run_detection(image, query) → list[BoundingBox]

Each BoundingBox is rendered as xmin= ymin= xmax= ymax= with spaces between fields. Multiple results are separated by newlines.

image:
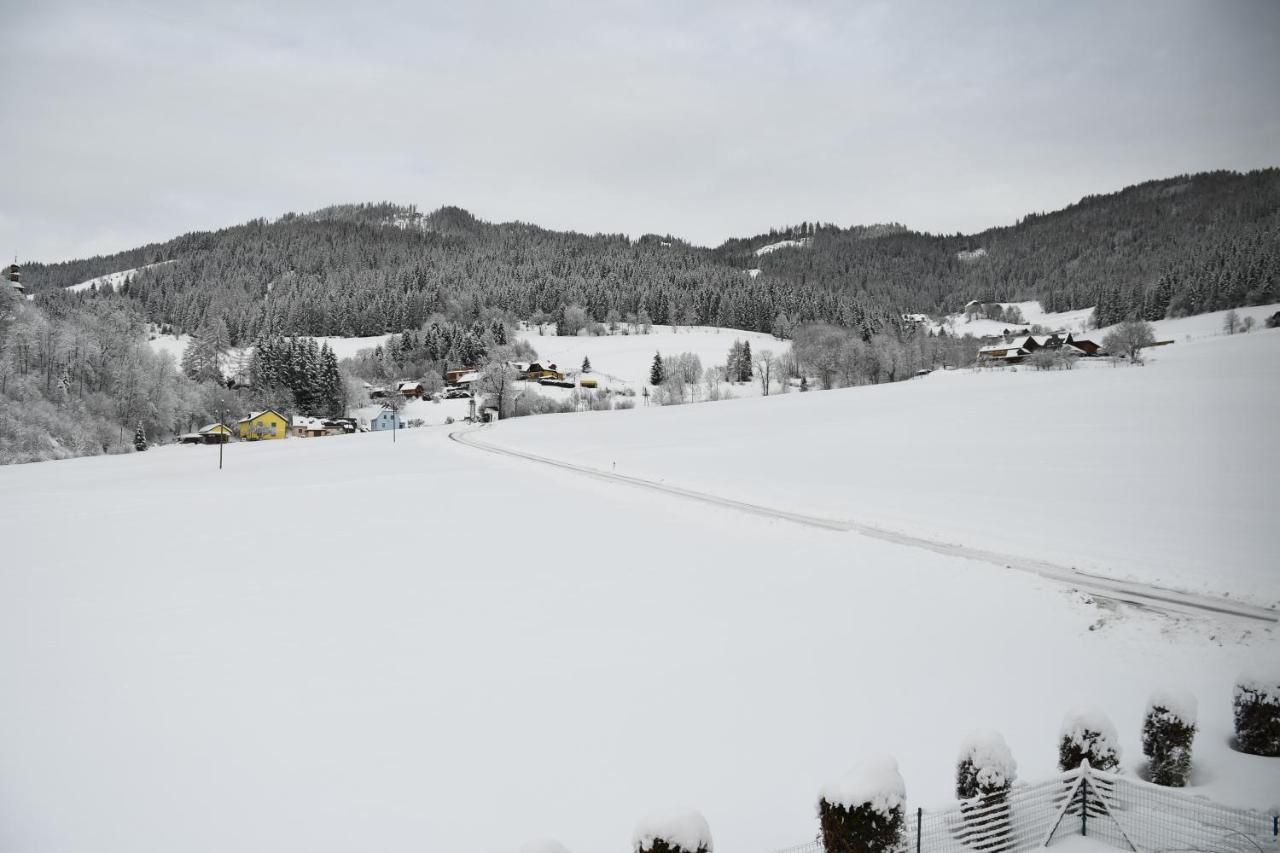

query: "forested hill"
xmin=22 ymin=169 xmax=1280 ymax=343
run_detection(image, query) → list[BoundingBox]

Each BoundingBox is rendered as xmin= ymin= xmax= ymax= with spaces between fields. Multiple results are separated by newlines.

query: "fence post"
xmin=1080 ymin=769 xmax=1088 ymax=837
xmin=917 ymin=806 xmax=923 ymax=853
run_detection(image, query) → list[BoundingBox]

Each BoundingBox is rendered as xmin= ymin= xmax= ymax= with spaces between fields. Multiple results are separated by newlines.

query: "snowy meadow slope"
xmin=485 ymin=328 xmax=1280 ymax=608
xmin=1 ymin=375 xmax=1276 ymax=853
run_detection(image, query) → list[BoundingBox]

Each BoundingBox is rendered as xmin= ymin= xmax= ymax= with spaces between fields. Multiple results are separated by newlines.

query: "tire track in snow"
xmin=449 ymin=426 xmax=1278 ymax=625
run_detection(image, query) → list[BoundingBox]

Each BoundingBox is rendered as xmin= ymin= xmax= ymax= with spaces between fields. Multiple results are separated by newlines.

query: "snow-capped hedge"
xmin=1059 ymin=708 xmax=1121 ymax=772
xmin=955 ymin=730 xmax=1017 ymax=799
xmin=1234 ymin=666 xmax=1280 ymax=757
xmin=1142 ymin=688 xmax=1197 ymax=787
xmin=818 ymin=755 xmax=906 ymax=853
xmin=632 ymin=808 xmax=713 ymax=853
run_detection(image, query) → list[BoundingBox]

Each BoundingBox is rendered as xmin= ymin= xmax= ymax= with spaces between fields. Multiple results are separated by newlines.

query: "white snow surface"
xmin=1060 ymin=708 xmax=1121 ymax=761
xmin=820 ymin=755 xmax=907 ymax=815
xmin=483 ymin=329 xmax=1280 ymax=607
xmin=2 ymin=328 xmax=1279 ymax=853
xmin=1144 ymin=688 xmax=1198 ymax=725
xmin=632 ymin=808 xmax=713 ymax=852
xmin=146 ymin=332 xmax=393 ymax=371
xmin=957 ymin=730 xmax=1017 ymax=789
xmin=66 ymin=261 xmax=174 ymax=293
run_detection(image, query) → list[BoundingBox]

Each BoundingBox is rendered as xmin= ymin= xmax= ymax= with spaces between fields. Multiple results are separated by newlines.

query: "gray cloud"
xmin=2 ymin=0 xmax=1278 ymax=262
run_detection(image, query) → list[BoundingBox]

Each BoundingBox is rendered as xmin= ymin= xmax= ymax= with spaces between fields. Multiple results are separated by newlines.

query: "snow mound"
xmin=1060 ymin=708 xmax=1121 ymax=764
xmin=755 ymin=238 xmax=809 ymax=256
xmin=819 ymin=754 xmax=906 ymax=815
xmin=746 ymin=268 xmax=762 ymax=278
xmin=632 ymin=808 xmax=712 ymax=853
xmin=1146 ymin=688 xmax=1198 ymax=725
xmin=1235 ymin=666 xmax=1280 ymax=705
xmin=957 ymin=730 xmax=1017 ymax=789
xmin=521 ymin=839 xmax=571 ymax=853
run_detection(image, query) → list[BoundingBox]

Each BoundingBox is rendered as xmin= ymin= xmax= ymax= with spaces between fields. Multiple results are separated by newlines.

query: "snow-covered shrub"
xmin=956 ymin=732 xmax=1016 ymax=851
xmin=1233 ymin=668 xmax=1280 ymax=756
xmin=956 ymin=730 xmax=1017 ymax=799
xmin=521 ymin=840 xmax=571 ymax=853
xmin=632 ymin=808 xmax=712 ymax=853
xmin=818 ymin=755 xmax=906 ymax=853
xmin=1141 ymin=689 xmax=1197 ymax=786
xmin=1059 ymin=709 xmax=1121 ymax=771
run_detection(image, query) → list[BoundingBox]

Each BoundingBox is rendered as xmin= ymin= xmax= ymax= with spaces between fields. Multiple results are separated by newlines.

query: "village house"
xmin=238 ymin=409 xmax=288 ymax=440
xmin=523 ymin=361 xmax=564 ymax=381
xmin=363 ymin=407 xmax=402 ymax=432
xmin=397 ymin=381 xmax=426 ymax=399
xmin=977 ymin=331 xmax=1102 ymax=364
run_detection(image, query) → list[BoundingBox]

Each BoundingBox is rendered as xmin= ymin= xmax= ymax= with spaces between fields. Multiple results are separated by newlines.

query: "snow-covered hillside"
xmin=755 ymin=237 xmax=810 ymax=256
xmin=1 ymin=333 xmax=1275 ymax=853
xmin=66 ymin=261 xmax=174 ymax=293
xmin=487 ymin=328 xmax=1280 ymax=608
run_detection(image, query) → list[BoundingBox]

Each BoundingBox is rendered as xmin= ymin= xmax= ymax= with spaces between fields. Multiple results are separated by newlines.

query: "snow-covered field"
xmin=934 ymin=299 xmax=1280 ymax=343
xmin=485 ymin=328 xmax=1280 ymax=608
xmin=66 ymin=261 xmax=174 ymax=293
xmin=1 ymin=326 xmax=1276 ymax=853
xmin=146 ymin=332 xmax=392 ymax=367
xmin=514 ymin=324 xmax=788 ymax=398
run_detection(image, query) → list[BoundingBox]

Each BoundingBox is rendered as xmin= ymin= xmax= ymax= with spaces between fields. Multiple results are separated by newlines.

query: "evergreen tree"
xmin=133 ymin=424 xmax=148 ymax=452
xmin=582 ymin=356 xmax=591 ymax=373
xmin=650 ymin=352 xmax=664 ymax=385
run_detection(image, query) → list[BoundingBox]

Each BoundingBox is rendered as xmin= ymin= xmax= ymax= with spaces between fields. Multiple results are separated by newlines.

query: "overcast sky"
xmin=2 ymin=0 xmax=1278 ymax=263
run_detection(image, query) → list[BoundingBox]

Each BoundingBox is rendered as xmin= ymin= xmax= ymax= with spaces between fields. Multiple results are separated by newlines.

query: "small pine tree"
xmin=133 ymin=424 xmax=148 ymax=452
xmin=650 ymin=352 xmax=665 ymax=385
xmin=1233 ymin=671 xmax=1280 ymax=757
xmin=800 ymin=375 xmax=809 ymax=392
xmin=1142 ymin=691 xmax=1196 ymax=786
xmin=582 ymin=356 xmax=591 ymax=373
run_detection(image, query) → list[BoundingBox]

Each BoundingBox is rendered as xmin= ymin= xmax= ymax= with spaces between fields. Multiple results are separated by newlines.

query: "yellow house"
xmin=237 ymin=409 xmax=288 ymax=440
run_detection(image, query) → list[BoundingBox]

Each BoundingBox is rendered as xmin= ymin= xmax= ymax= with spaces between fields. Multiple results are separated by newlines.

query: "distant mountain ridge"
xmin=20 ymin=168 xmax=1280 ymax=341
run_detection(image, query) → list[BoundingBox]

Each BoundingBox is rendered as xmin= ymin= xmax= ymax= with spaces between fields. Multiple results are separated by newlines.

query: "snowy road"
xmin=451 ymin=425 xmax=1278 ymax=626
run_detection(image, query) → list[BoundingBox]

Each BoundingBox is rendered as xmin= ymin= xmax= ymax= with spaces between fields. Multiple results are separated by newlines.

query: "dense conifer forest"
xmin=21 ymin=169 xmax=1280 ymax=340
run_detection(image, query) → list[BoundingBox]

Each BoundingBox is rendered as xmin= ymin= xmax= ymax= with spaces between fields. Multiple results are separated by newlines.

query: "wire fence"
xmin=772 ymin=764 xmax=1278 ymax=853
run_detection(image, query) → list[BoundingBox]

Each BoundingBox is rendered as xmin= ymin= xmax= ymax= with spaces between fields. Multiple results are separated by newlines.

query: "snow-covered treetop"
xmin=819 ymin=754 xmax=906 ymax=815
xmin=521 ymin=839 xmax=571 ymax=853
xmin=632 ymin=808 xmax=713 ymax=853
xmin=1145 ymin=688 xmax=1198 ymax=724
xmin=1060 ymin=708 xmax=1121 ymax=762
xmin=957 ymin=730 xmax=1017 ymax=789
xmin=1236 ymin=665 xmax=1280 ymax=705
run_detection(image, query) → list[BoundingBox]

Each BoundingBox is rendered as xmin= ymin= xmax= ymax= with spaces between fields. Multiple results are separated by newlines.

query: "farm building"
xmin=237 ymin=410 xmax=288 ymax=440
xmin=198 ymin=423 xmax=232 ymax=444
xmin=524 ymin=361 xmax=564 ymax=381
xmin=291 ymin=416 xmax=329 ymax=438
xmin=445 ymin=367 xmax=478 ymax=384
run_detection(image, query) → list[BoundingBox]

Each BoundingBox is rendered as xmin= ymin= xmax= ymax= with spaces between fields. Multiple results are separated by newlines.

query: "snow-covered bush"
xmin=1233 ymin=668 xmax=1280 ymax=756
xmin=1059 ymin=709 xmax=1121 ymax=771
xmin=1141 ymin=689 xmax=1197 ymax=786
xmin=632 ymin=808 xmax=712 ymax=853
xmin=818 ymin=755 xmax=906 ymax=853
xmin=956 ymin=730 xmax=1017 ymax=799
xmin=521 ymin=840 xmax=571 ymax=853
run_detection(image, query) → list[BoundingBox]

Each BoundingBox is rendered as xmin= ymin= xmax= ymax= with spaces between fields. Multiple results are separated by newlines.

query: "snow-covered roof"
xmin=397 ymin=381 xmax=422 ymax=391
xmin=198 ymin=423 xmax=230 ymax=434
xmin=455 ymin=371 xmax=479 ymax=384
xmin=238 ymin=409 xmax=286 ymax=424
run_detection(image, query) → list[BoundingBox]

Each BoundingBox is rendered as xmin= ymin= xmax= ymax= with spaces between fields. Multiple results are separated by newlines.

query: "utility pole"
xmin=218 ymin=400 xmax=225 ymax=470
